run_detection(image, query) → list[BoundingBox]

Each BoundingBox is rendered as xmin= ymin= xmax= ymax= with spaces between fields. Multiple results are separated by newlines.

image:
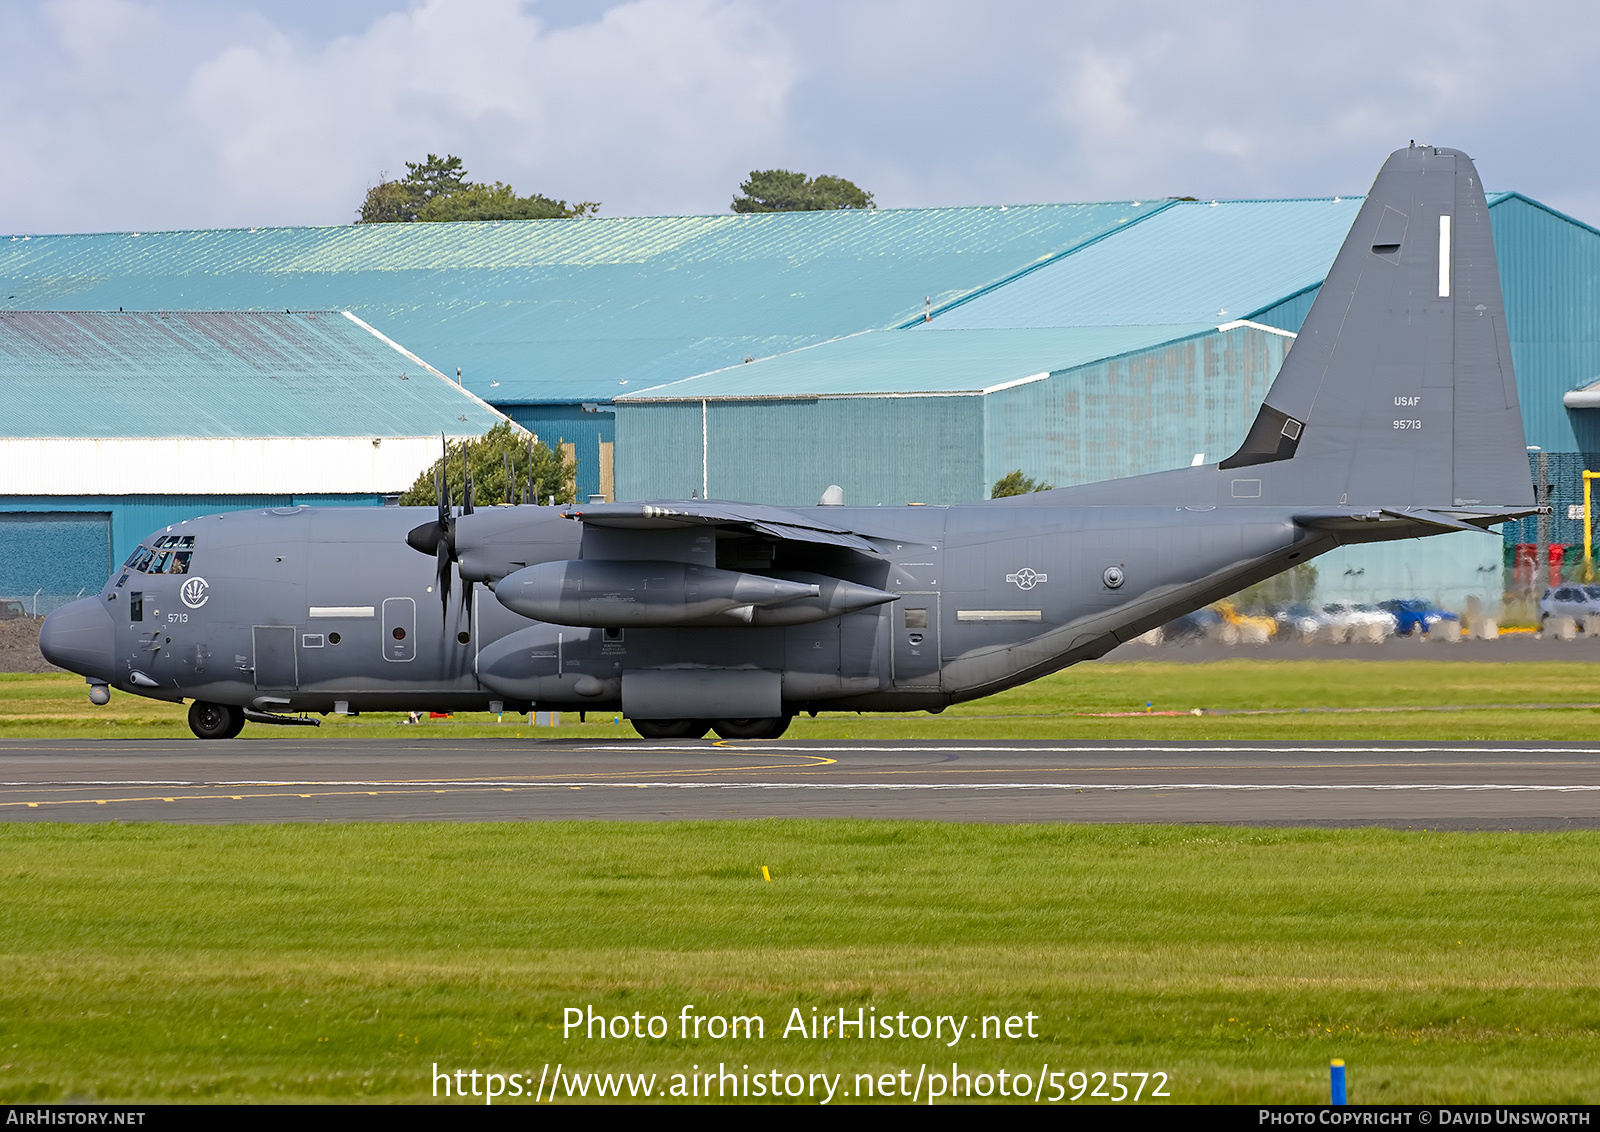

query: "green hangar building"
xmin=3 ymin=185 xmax=1598 ymax=612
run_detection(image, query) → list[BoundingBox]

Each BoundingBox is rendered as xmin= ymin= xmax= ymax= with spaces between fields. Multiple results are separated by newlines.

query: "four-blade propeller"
xmin=404 ymin=435 xmax=481 ymax=632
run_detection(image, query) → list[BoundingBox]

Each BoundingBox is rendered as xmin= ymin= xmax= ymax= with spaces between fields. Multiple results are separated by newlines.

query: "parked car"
xmin=1321 ymin=603 xmax=1400 ymax=636
xmin=1268 ymin=601 xmax=1327 ymax=638
xmin=1378 ymin=599 xmax=1461 ymax=637
xmin=1161 ymin=607 xmax=1221 ymax=642
xmin=0 ymin=599 xmax=27 ymax=621
xmin=1538 ymin=584 xmax=1600 ymax=631
xmin=1213 ymin=600 xmax=1278 ymax=640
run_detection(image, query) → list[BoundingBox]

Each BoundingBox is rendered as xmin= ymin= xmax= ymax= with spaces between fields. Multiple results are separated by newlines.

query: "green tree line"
xmin=357 ymin=158 xmax=875 ymax=224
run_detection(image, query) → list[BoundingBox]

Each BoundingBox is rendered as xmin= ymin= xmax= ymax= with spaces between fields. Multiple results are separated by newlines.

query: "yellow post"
xmin=1584 ymin=471 xmax=1599 ymax=582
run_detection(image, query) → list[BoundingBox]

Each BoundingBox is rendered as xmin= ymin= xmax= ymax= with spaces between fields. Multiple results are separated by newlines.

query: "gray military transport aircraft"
xmin=39 ymin=145 xmax=1537 ymax=740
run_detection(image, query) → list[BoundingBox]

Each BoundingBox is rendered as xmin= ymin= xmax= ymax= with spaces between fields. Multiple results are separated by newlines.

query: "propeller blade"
xmin=504 ymin=453 xmax=512 ymax=506
xmin=438 ymin=434 xmax=450 ymax=522
xmin=436 ymin=540 xmax=451 ymax=607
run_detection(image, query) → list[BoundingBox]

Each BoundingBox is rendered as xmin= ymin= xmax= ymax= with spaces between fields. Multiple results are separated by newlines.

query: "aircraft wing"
xmin=564 ymin=501 xmax=886 ymax=554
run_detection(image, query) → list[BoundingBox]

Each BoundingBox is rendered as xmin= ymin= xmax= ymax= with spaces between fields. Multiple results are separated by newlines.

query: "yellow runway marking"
xmin=0 ymin=784 xmax=647 ymax=809
xmin=340 ymin=754 xmax=838 ymax=784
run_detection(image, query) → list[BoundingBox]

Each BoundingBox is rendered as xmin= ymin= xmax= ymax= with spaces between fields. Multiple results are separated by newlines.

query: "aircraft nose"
xmin=38 ymin=597 xmax=118 ymax=683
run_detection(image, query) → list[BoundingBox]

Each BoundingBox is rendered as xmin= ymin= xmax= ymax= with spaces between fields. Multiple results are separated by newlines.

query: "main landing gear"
xmin=187 ymin=700 xmax=245 ymax=740
xmin=629 ymin=716 xmax=792 ymax=740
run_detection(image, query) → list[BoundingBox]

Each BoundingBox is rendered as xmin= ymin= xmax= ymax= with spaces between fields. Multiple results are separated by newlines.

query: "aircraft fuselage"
xmin=45 ymin=499 xmax=1323 ymax=720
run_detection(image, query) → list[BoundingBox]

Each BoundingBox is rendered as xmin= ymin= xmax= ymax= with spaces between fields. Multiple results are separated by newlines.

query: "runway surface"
xmin=5 ymin=739 xmax=1600 ymax=828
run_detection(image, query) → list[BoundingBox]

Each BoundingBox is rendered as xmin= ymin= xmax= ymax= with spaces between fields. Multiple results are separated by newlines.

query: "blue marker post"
xmin=1330 ymin=1059 xmax=1347 ymax=1105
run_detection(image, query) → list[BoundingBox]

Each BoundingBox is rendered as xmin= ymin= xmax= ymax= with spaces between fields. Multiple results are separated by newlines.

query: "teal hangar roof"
xmin=620 ymin=323 xmax=1217 ymax=400
xmin=929 ymin=196 xmax=1366 ymax=329
xmin=0 ymin=309 xmax=505 ymax=438
xmin=0 ymin=202 xmax=1166 ymax=406
xmin=619 ymin=197 xmax=1371 ymax=401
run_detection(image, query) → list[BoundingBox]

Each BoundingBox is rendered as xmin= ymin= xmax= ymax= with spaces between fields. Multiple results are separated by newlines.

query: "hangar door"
xmin=0 ymin=512 xmax=113 ymax=616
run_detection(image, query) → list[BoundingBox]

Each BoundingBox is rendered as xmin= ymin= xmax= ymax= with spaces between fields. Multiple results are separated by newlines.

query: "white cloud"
xmin=186 ymin=0 xmax=797 ymax=221
xmin=2 ymin=0 xmax=796 ymax=230
xmin=3 ymin=0 xmax=1600 ymax=232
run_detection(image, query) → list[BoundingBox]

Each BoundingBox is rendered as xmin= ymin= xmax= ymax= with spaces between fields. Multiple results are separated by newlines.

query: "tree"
xmin=991 ymin=469 xmax=1054 ymax=498
xmin=399 ymin=422 xmax=577 ymax=508
xmin=355 ymin=178 xmax=413 ymax=224
xmin=417 ymin=182 xmax=597 ymax=222
xmin=731 ymin=170 xmax=874 ymax=213
xmin=357 ymin=155 xmax=599 ymax=224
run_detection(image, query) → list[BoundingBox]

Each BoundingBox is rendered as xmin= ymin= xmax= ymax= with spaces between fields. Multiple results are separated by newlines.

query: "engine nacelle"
xmin=494 ymin=559 xmax=821 ymax=627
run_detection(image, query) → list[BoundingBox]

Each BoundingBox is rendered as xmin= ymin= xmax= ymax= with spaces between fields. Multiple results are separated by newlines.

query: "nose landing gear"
xmin=188 ymin=700 xmax=245 ymax=740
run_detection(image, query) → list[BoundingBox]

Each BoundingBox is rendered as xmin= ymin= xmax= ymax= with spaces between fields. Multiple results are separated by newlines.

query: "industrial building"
xmin=0 ymin=202 xmax=1167 ymax=500
xmin=3 ymin=184 xmax=1598 ymax=613
xmin=0 ymin=310 xmax=505 ymax=612
xmin=616 ymin=192 xmax=1600 ymax=609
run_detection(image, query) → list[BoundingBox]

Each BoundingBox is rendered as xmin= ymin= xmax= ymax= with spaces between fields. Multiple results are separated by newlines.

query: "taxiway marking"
xmin=10 ymin=779 xmax=1600 ymax=812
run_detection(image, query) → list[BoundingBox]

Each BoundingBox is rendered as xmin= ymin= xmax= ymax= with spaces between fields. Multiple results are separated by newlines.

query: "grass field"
xmin=5 ymin=658 xmax=1600 ymax=741
xmin=4 ymin=661 xmax=1600 ymax=1104
xmin=1 ymin=821 xmax=1598 ymax=1104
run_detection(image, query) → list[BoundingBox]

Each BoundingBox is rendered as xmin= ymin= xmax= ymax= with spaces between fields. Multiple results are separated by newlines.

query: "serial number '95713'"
xmin=1393 ymin=419 xmax=1422 ymax=429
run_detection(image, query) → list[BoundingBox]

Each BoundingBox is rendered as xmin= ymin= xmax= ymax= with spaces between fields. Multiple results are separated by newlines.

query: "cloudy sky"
xmin=4 ymin=0 xmax=1598 ymax=233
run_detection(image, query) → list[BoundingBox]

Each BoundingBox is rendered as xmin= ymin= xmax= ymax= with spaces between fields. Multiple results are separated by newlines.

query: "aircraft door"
xmin=382 ymin=597 xmax=416 ymax=663
xmin=892 ymin=593 xmax=941 ymax=689
xmin=252 ymin=626 xmax=298 ymax=691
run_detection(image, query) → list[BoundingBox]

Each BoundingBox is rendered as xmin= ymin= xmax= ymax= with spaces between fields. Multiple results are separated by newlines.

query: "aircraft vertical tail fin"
xmin=1220 ymin=144 xmax=1533 ymax=512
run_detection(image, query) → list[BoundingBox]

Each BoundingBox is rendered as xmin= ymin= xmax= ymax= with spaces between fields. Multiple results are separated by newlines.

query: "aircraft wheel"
xmin=188 ymin=700 xmax=245 ymax=740
xmin=631 ymin=718 xmax=711 ymax=740
xmin=712 ymin=716 xmax=792 ymax=740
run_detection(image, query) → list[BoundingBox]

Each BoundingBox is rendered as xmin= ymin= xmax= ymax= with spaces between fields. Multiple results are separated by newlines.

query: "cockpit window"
xmin=128 ymin=537 xmax=198 ymax=572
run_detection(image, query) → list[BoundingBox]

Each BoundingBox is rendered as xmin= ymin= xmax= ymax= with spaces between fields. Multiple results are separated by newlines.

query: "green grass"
xmin=1 ymin=821 xmax=1598 ymax=1103
xmin=7 ymin=660 xmax=1600 ymax=741
xmin=5 ymin=665 xmax=1600 ymax=1103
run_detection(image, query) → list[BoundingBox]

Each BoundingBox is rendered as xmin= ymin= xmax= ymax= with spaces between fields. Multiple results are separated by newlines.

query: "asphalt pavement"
xmin=5 ymin=738 xmax=1600 ymax=829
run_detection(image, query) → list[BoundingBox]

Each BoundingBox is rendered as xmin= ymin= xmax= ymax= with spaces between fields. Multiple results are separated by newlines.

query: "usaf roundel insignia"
xmin=180 ymin=577 xmax=210 ymax=609
xmin=1006 ymin=568 xmax=1047 ymax=590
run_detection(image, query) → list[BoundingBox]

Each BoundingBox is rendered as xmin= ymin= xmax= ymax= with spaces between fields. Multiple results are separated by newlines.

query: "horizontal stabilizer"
xmin=1294 ymin=505 xmax=1536 ymax=534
